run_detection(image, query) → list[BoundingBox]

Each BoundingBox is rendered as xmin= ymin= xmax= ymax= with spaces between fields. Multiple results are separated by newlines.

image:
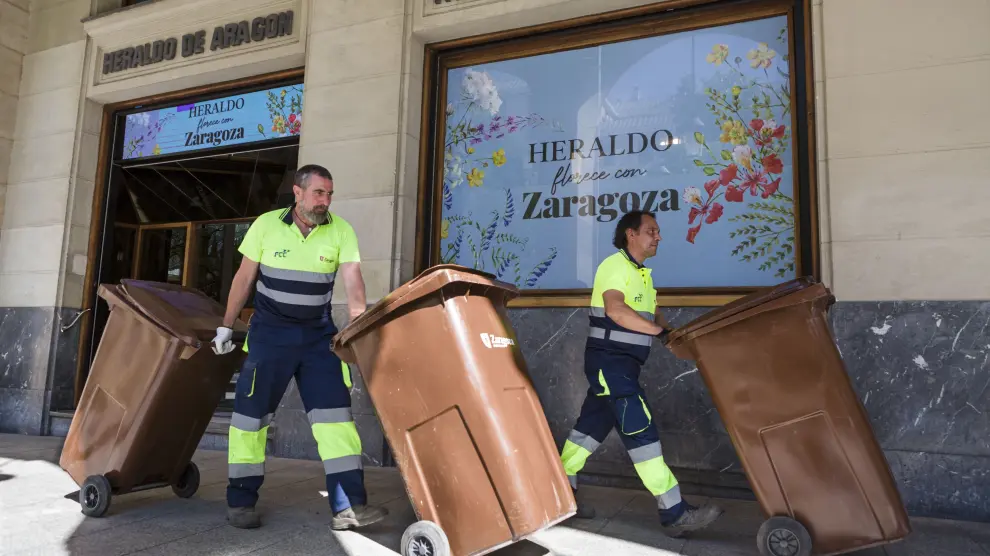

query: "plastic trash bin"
xmin=666 ymin=277 xmax=911 ymax=556
xmin=333 ymin=264 xmax=575 ymax=556
xmin=59 ymin=279 xmax=248 ymax=517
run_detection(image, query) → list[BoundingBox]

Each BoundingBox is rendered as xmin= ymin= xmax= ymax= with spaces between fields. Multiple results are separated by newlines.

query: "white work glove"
xmin=212 ymin=326 xmax=235 ymax=355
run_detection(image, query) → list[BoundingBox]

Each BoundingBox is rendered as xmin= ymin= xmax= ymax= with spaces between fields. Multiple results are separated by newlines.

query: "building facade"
xmin=0 ymin=0 xmax=987 ymax=522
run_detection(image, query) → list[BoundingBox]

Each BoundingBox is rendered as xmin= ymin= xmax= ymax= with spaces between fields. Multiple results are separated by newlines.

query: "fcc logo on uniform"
xmin=480 ymin=333 xmax=515 ymax=349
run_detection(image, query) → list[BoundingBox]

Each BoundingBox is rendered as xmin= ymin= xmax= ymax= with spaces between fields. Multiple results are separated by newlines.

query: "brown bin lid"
xmin=115 ymin=279 xmax=246 ymax=347
xmin=668 ymin=277 xmax=832 ymax=349
xmin=333 ymin=264 xmax=519 ymax=352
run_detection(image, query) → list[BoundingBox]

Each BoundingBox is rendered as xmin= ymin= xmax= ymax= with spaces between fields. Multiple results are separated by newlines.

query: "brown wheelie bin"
xmin=666 ymin=277 xmax=911 ymax=556
xmin=60 ymin=279 xmax=248 ymax=517
xmin=333 ymin=264 xmax=575 ymax=556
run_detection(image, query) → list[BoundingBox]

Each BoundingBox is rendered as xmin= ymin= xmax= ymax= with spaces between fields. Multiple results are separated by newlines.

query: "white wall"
xmin=0 ymin=0 xmax=28 ymax=231
xmin=818 ymin=0 xmax=990 ymax=301
xmin=301 ymin=0 xmax=419 ymax=302
xmin=0 ymin=0 xmax=89 ymax=309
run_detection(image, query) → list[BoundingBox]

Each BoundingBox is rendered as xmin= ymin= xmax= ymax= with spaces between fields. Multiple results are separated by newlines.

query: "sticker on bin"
xmin=481 ymin=333 xmax=515 ymax=349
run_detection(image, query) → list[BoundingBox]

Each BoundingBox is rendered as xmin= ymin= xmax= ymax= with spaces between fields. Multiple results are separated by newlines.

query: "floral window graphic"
xmin=440 ymin=69 xmax=563 ymax=288
xmin=684 ymin=28 xmax=797 ymax=278
xmin=430 ymin=11 xmax=812 ymax=293
xmin=120 ymin=84 xmax=304 ymax=161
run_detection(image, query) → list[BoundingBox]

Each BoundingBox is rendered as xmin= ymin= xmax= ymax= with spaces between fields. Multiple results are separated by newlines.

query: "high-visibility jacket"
xmin=237 ymin=204 xmax=360 ymax=348
xmin=587 ymin=249 xmax=658 ymax=364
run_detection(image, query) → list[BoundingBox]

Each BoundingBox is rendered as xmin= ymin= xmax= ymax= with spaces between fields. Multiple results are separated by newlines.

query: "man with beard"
xmin=211 ymin=164 xmax=388 ymax=531
xmin=559 ymin=210 xmax=722 ymax=537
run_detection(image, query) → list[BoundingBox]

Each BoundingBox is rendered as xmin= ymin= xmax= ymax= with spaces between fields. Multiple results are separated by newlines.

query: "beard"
xmin=299 ymin=204 xmax=328 ymax=224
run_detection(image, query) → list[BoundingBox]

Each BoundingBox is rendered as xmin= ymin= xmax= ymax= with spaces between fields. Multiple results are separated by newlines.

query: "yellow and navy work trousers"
xmin=560 ymin=348 xmax=682 ymax=509
xmin=227 ymin=336 xmax=364 ymax=513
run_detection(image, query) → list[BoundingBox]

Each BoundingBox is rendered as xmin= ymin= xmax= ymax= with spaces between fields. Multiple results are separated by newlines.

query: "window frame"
xmin=415 ymin=0 xmax=819 ymax=307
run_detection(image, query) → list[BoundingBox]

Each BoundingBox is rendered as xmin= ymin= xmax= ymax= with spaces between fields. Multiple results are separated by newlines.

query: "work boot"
xmin=659 ymin=502 xmax=722 ymax=538
xmin=331 ymin=504 xmax=389 ymax=530
xmin=572 ymin=490 xmax=596 ymax=519
xmin=227 ymin=506 xmax=261 ymax=529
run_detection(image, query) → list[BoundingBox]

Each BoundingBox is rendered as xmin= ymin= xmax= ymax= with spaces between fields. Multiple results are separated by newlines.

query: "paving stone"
xmin=132 ymin=508 xmax=314 ymax=556
xmin=2 ymin=434 xmax=988 ymax=556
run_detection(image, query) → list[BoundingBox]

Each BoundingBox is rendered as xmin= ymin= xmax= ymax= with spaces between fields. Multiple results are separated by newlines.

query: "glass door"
xmin=193 ymin=219 xmax=254 ymax=412
xmin=134 ymin=223 xmax=193 ymax=285
xmin=194 ymin=220 xmax=253 ymax=307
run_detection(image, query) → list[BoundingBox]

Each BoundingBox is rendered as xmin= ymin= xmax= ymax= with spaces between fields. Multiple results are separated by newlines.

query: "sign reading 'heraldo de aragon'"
xmin=102 ymin=11 xmax=294 ymax=76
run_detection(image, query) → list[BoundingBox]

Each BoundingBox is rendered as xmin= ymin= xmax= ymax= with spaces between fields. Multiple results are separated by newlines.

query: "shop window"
xmin=418 ymin=0 xmax=818 ymax=305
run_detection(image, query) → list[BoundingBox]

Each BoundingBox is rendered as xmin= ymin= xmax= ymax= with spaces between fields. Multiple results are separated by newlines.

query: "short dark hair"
xmin=294 ymin=164 xmax=333 ymax=189
xmin=613 ymin=210 xmax=657 ymax=249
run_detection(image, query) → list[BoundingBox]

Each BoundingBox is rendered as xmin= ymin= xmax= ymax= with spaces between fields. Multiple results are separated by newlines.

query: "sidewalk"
xmin=1 ymin=434 xmax=987 ymax=556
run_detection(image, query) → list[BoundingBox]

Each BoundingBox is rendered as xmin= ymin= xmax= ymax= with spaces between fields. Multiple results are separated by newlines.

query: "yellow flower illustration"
xmin=706 ymin=44 xmax=729 ymax=66
xmin=441 ymin=219 xmax=450 ymax=239
xmin=492 ymin=148 xmax=506 ymax=167
xmin=719 ymin=120 xmax=748 ymax=145
xmin=747 ymin=42 xmax=777 ymax=69
xmin=152 ymin=144 xmax=161 ymax=155
xmin=467 ymin=167 xmax=485 ymax=187
xmin=731 ymin=85 xmax=742 ymax=97
xmin=280 ymin=90 xmax=287 ymax=97
xmin=467 ymin=147 xmax=475 ymax=154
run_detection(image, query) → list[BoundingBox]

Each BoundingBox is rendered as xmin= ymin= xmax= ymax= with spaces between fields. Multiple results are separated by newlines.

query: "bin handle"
xmin=333 ymin=266 xmax=517 ymax=352
xmin=671 ymin=284 xmax=832 ymax=347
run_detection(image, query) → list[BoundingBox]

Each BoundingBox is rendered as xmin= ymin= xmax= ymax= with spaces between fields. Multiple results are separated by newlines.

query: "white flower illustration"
xmin=444 ymin=151 xmax=464 ymax=189
xmin=462 ymin=69 xmax=502 ymax=116
xmin=127 ymin=112 xmax=151 ymax=127
xmin=733 ymin=145 xmax=754 ymax=172
xmin=683 ymin=187 xmax=703 ymax=206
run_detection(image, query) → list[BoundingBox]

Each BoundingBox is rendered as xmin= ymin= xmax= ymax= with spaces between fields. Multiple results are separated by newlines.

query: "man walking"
xmin=560 ymin=210 xmax=722 ymax=537
xmin=211 ymin=164 xmax=387 ymax=531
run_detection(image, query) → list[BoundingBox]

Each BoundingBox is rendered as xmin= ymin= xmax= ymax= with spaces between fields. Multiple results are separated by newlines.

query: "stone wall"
xmin=0 ymin=0 xmax=92 ymax=433
xmin=511 ymin=303 xmax=990 ymax=521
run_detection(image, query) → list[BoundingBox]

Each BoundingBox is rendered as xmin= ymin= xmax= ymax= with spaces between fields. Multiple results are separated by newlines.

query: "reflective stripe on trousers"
xmin=559 ymin=349 xmax=682 ymax=509
xmin=308 ymin=407 xmax=363 ymax=474
xmin=226 ymin=336 xmax=367 ymax=512
xmin=228 ymin=411 xmax=273 ymax=479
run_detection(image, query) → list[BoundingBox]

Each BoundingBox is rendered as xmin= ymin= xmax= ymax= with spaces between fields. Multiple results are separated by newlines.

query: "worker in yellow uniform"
xmin=560 ymin=209 xmax=722 ymax=537
xmin=211 ymin=164 xmax=387 ymax=531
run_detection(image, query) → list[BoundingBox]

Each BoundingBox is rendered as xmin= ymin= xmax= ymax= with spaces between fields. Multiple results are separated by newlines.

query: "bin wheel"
xmin=172 ymin=462 xmax=200 ymax=499
xmin=80 ymin=475 xmax=112 ymax=518
xmin=757 ymin=516 xmax=813 ymax=556
xmin=401 ymin=520 xmax=450 ymax=556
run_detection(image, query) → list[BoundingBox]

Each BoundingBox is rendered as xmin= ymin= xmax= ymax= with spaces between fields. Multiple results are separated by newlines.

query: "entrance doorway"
xmin=90 ymin=146 xmax=299 ymax=412
xmin=73 ymin=73 xmax=304 ymax=414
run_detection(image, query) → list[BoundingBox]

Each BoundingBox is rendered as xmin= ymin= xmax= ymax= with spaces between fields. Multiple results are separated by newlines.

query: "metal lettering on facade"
xmin=101 ymin=11 xmax=294 ymax=76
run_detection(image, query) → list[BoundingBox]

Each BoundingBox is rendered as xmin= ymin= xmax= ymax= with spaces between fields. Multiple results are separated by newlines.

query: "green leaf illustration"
xmin=703 ymin=167 xmax=716 ymax=176
xmin=694 ymin=159 xmax=704 ymax=167
xmin=720 ymin=150 xmax=732 ymax=161
xmin=694 ymin=132 xmax=706 ymax=145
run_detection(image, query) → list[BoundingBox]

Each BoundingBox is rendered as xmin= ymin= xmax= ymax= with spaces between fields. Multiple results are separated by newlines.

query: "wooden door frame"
xmin=131 ymin=222 xmax=194 ymax=286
